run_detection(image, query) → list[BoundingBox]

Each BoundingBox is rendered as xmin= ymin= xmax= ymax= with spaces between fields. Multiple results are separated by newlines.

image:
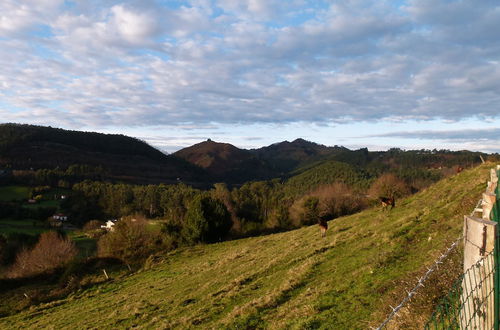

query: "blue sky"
xmin=1 ymin=0 xmax=499 ymax=153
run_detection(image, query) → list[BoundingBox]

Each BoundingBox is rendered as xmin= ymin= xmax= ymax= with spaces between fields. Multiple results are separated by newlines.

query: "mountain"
xmin=0 ymin=124 xmax=491 ymax=186
xmin=174 ymin=139 xmax=275 ymax=183
xmin=0 ymin=164 xmax=490 ymax=328
xmin=175 ymin=137 xmax=488 ymax=186
xmin=173 ymin=138 xmax=369 ymax=183
xmin=251 ymin=138 xmax=343 ymax=174
xmin=0 ymin=123 xmax=207 ymax=185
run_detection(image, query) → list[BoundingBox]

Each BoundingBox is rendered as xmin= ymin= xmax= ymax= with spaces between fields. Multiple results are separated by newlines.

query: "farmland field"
xmin=0 ymin=186 xmax=30 ymax=202
xmin=0 ymin=219 xmax=48 ymax=236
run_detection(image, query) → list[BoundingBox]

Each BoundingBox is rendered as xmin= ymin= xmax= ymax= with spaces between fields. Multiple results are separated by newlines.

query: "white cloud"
xmin=0 ymin=0 xmax=499 ymax=149
xmin=218 ymin=0 xmax=275 ymax=20
xmin=111 ymin=5 xmax=158 ymax=41
xmin=0 ymin=0 xmax=64 ymax=37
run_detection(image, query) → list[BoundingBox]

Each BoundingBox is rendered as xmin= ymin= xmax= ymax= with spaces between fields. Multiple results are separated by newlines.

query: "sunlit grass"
xmin=0 ymin=164 xmax=491 ymax=329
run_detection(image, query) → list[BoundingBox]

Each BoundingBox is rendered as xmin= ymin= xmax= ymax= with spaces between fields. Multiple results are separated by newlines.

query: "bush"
xmin=368 ymin=173 xmax=410 ymax=199
xmin=82 ymin=220 xmax=105 ymax=238
xmin=97 ymin=216 xmax=158 ymax=264
xmin=289 ymin=196 xmax=319 ymax=227
xmin=0 ymin=233 xmax=38 ymax=269
xmin=314 ymin=182 xmax=366 ymax=219
xmin=289 ymin=183 xmax=366 ymax=226
xmin=83 ymin=220 xmax=103 ymax=231
xmin=7 ymin=231 xmax=78 ymax=278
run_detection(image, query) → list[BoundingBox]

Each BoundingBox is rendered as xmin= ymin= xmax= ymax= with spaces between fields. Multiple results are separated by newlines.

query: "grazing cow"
xmin=456 ymin=166 xmax=464 ymax=174
xmin=318 ymin=219 xmax=328 ymax=237
xmin=380 ymin=197 xmax=395 ymax=210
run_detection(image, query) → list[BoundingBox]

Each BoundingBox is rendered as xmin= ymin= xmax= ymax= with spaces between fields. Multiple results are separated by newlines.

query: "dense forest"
xmin=0 ymin=123 xmax=208 ymax=185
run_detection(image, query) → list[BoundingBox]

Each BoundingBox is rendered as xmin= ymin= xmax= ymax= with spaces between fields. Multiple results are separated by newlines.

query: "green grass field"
xmin=0 ymin=164 xmax=491 ymax=329
xmin=0 ymin=219 xmax=48 ymax=236
xmin=0 ymin=185 xmax=66 ymax=236
xmin=69 ymin=231 xmax=98 ymax=258
xmin=0 ymin=186 xmax=31 ymax=202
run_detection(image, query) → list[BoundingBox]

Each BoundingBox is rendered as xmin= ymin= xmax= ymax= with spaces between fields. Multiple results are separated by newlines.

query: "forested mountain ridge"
xmin=0 ymin=123 xmax=494 ymax=187
xmin=176 ymin=137 xmax=491 ymax=185
xmin=0 ymin=123 xmax=208 ymax=185
xmin=250 ymin=138 xmax=346 ymax=174
xmin=174 ymin=139 xmax=275 ymax=183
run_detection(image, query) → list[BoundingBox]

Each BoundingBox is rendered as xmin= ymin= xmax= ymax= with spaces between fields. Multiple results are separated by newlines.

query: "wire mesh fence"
xmin=378 ymin=166 xmax=500 ymax=329
xmin=425 ymin=252 xmax=495 ymax=329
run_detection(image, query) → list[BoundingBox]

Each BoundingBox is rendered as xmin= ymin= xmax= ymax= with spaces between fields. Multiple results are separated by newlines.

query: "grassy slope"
xmin=0 ymin=164 xmax=491 ymax=329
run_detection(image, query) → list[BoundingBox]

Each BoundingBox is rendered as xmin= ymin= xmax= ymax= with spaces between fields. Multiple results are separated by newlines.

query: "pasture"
xmin=0 ymin=219 xmax=48 ymax=236
xmin=0 ymin=164 xmax=490 ymax=329
xmin=0 ymin=186 xmax=30 ymax=202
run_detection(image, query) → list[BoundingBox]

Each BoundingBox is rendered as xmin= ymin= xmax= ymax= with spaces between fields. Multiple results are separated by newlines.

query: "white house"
xmin=52 ymin=213 xmax=68 ymax=221
xmin=101 ymin=219 xmax=118 ymax=231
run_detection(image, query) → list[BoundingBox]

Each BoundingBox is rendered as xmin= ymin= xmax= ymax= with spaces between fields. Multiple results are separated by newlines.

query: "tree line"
xmin=0 ymin=156 xmax=487 ymax=281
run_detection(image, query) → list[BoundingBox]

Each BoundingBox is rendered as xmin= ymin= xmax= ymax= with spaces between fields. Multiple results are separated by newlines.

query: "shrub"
xmin=7 ymin=231 xmax=78 ymax=278
xmin=289 ymin=196 xmax=320 ymax=227
xmin=289 ymin=183 xmax=366 ymax=226
xmin=82 ymin=220 xmax=105 ymax=238
xmin=368 ymin=173 xmax=410 ymax=199
xmin=97 ymin=216 xmax=158 ymax=264
xmin=83 ymin=220 xmax=103 ymax=231
xmin=314 ymin=182 xmax=366 ymax=219
xmin=0 ymin=233 xmax=38 ymax=269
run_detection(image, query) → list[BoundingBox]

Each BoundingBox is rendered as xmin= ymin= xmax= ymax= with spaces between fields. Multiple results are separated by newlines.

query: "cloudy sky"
xmin=1 ymin=0 xmax=499 ymax=153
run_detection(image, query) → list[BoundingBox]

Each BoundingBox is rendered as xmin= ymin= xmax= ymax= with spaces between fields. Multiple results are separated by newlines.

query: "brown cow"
xmin=380 ymin=197 xmax=395 ymax=210
xmin=318 ymin=219 xmax=328 ymax=237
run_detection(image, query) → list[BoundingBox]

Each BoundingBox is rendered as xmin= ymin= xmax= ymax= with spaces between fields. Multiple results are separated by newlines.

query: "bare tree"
xmin=368 ymin=173 xmax=410 ymax=200
xmin=7 ymin=231 xmax=78 ymax=278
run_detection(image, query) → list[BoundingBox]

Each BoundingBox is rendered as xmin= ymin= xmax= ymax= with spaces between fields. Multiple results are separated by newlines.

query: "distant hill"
xmin=0 ymin=124 xmax=208 ymax=185
xmin=176 ymin=137 xmax=490 ymax=186
xmin=0 ymin=124 xmax=492 ymax=186
xmin=174 ymin=138 xmax=373 ymax=183
xmin=174 ymin=139 xmax=275 ymax=183
xmin=251 ymin=138 xmax=342 ymax=174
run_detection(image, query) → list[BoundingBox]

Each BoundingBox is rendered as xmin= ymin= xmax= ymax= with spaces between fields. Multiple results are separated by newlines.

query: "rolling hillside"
xmin=0 ymin=123 xmax=207 ymax=184
xmin=0 ymin=164 xmax=491 ymax=329
xmin=283 ymin=161 xmax=371 ymax=197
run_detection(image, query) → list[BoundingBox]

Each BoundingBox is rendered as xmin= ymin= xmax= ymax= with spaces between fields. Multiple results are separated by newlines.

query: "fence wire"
xmin=375 ymin=198 xmax=485 ymax=329
xmin=426 ymin=165 xmax=500 ymax=330
xmin=425 ymin=252 xmax=495 ymax=329
xmin=375 ymin=237 xmax=462 ymax=330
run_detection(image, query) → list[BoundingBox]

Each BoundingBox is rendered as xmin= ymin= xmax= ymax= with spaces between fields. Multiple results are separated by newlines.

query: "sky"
xmin=0 ymin=0 xmax=499 ymax=153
